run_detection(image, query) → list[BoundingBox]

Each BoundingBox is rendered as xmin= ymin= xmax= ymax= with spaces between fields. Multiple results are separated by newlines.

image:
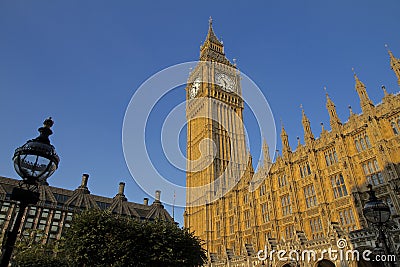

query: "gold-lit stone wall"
xmin=185 ymin=20 xmax=400 ymax=264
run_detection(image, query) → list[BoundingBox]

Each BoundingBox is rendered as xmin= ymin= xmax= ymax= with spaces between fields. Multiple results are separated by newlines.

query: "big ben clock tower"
xmin=184 ymin=18 xmax=249 ymax=254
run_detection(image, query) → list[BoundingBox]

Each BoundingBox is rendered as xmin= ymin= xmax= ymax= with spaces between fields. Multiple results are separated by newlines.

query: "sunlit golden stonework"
xmin=185 ymin=20 xmax=400 ymax=267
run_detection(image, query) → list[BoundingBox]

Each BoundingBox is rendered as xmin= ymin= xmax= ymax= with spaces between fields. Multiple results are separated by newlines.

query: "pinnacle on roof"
xmin=280 ymin=121 xmax=288 ymax=137
xmin=352 ymin=68 xmax=366 ymax=89
xmin=324 ymin=86 xmax=335 ymax=107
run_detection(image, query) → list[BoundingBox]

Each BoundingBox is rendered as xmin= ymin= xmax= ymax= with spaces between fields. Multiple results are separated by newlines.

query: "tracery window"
xmin=324 ymin=147 xmax=338 ymax=166
xmin=354 ymin=132 xmax=372 ymax=152
xmin=330 ymin=173 xmax=348 ymax=199
xmin=281 ymin=194 xmax=292 ymax=216
xmin=304 ymin=184 xmax=318 ymax=208
xmin=362 ymin=159 xmax=384 ymax=186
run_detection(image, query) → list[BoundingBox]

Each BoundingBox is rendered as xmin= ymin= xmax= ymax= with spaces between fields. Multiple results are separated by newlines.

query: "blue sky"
xmin=0 ymin=1 xmax=399 ymax=226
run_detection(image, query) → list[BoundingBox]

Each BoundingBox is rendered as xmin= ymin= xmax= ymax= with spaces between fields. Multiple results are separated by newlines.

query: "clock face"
xmin=190 ymin=77 xmax=201 ymax=99
xmin=215 ymin=72 xmax=235 ymax=92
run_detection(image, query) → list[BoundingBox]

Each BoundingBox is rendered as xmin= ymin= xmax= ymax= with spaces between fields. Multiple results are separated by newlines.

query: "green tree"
xmin=60 ymin=209 xmax=206 ymax=267
xmin=12 ymin=229 xmax=67 ymax=267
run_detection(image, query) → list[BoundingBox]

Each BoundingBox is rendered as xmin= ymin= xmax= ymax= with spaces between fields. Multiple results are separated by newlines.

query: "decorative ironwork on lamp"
xmin=0 ymin=117 xmax=59 ymax=267
xmin=12 ymin=117 xmax=59 ymax=185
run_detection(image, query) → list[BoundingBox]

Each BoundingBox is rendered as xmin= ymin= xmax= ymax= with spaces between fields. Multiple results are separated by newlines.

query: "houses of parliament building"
xmin=184 ymin=19 xmax=400 ymax=267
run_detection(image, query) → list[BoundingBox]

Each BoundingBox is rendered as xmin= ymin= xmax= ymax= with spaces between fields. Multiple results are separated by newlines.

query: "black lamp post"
xmin=362 ymin=184 xmax=395 ymax=267
xmin=0 ymin=118 xmax=59 ymax=267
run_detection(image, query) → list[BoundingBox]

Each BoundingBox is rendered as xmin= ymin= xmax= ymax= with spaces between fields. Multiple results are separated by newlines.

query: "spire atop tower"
xmin=385 ymin=44 xmax=400 ymax=86
xmin=200 ymin=18 xmax=233 ymax=66
xmin=301 ymin=105 xmax=314 ymax=145
xmin=205 ymin=16 xmax=222 ymax=46
xmin=324 ymin=87 xmax=334 ymax=107
xmin=352 ymin=68 xmax=374 ymax=113
xmin=325 ymin=87 xmax=342 ymax=131
xmin=386 ymin=44 xmax=395 ymax=61
xmin=352 ymin=68 xmax=365 ymax=88
xmin=281 ymin=120 xmax=287 ymax=135
xmin=280 ymin=122 xmax=291 ymax=158
xmin=262 ymin=138 xmax=271 ymax=170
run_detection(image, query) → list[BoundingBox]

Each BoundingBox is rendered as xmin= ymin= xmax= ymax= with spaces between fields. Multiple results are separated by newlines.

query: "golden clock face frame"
xmin=190 ymin=77 xmax=201 ymax=99
xmin=215 ymin=72 xmax=235 ymax=92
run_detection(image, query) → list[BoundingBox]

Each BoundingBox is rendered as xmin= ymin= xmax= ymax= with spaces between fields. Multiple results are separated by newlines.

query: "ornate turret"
xmin=325 ymin=88 xmax=342 ymax=131
xmin=353 ymin=70 xmax=374 ymax=113
xmin=262 ymin=139 xmax=272 ymax=171
xmin=386 ymin=44 xmax=400 ymax=86
xmin=301 ymin=106 xmax=314 ymax=145
xmin=200 ymin=17 xmax=234 ymax=66
xmin=280 ymin=123 xmax=291 ymax=158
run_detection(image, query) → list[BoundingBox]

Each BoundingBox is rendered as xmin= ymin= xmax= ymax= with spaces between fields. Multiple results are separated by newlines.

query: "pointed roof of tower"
xmin=325 ymin=87 xmax=332 ymax=103
xmin=301 ymin=105 xmax=309 ymax=123
xmin=385 ymin=44 xmax=400 ymax=86
xmin=280 ymin=121 xmax=291 ymax=155
xmin=262 ymin=138 xmax=271 ymax=167
xmin=200 ymin=17 xmax=233 ymax=66
xmin=352 ymin=68 xmax=373 ymax=111
xmin=205 ymin=16 xmax=222 ymax=45
xmin=280 ymin=121 xmax=288 ymax=137
xmin=324 ymin=87 xmax=338 ymax=110
xmin=262 ymin=138 xmax=269 ymax=154
xmin=301 ymin=105 xmax=314 ymax=142
xmin=386 ymin=44 xmax=397 ymax=62
xmin=353 ymin=70 xmax=366 ymax=90
xmin=324 ymin=87 xmax=342 ymax=129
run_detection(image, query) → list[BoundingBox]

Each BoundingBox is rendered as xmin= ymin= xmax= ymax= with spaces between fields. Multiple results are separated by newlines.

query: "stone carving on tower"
xmin=185 ymin=21 xmax=400 ymax=266
xmin=185 ymin=18 xmax=250 ymax=255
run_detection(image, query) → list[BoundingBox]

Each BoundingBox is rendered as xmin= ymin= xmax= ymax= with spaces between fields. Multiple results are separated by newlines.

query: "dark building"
xmin=0 ymin=174 xmax=173 ymax=244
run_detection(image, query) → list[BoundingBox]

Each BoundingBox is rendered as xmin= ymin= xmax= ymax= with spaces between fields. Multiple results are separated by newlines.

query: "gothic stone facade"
xmin=185 ymin=20 xmax=400 ymax=267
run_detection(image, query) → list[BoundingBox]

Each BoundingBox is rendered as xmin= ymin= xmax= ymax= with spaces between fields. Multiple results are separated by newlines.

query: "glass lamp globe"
xmin=13 ymin=118 xmax=59 ymax=185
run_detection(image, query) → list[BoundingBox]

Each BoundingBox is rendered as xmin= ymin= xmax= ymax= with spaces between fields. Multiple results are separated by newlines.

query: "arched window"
xmin=355 ymin=140 xmax=361 ymax=152
xmin=360 ymin=138 xmax=366 ymax=150
xmin=365 ymin=135 xmax=371 ymax=148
